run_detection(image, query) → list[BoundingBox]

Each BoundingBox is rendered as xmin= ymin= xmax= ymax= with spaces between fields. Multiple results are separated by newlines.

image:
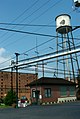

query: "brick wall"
xmin=0 ymin=71 xmax=36 ymax=101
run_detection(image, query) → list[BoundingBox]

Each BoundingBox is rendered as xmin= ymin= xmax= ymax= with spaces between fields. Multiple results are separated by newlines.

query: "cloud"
xmin=0 ymin=48 xmax=5 ymax=56
xmin=0 ymin=48 xmax=11 ymax=69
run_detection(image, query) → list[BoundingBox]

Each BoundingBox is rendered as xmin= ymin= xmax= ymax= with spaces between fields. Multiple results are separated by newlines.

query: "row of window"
xmin=32 ymin=86 xmax=75 ymax=98
xmin=60 ymin=86 xmax=75 ymax=96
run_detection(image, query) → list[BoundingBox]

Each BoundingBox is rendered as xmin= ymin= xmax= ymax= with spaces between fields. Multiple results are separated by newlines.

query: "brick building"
xmin=28 ymin=77 xmax=76 ymax=105
xmin=0 ymin=71 xmax=37 ymax=101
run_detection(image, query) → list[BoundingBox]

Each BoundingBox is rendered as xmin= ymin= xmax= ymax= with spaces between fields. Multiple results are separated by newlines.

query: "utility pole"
xmin=35 ymin=64 xmax=38 ymax=105
xmin=11 ymin=60 xmax=15 ymax=104
xmin=42 ymin=61 xmax=44 ymax=77
xmin=15 ymin=53 xmax=20 ymax=108
xmin=11 ymin=61 xmax=13 ymax=104
xmin=11 ymin=60 xmax=15 ymax=91
xmin=11 ymin=62 xmax=13 ymax=91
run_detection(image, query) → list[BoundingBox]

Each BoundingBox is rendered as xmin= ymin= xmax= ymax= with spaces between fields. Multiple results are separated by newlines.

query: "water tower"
xmin=55 ymin=14 xmax=79 ymax=81
xmin=74 ymin=0 xmax=80 ymax=7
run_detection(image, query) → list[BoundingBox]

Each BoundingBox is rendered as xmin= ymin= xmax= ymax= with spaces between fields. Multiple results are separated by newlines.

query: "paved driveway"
xmin=0 ymin=102 xmax=80 ymax=119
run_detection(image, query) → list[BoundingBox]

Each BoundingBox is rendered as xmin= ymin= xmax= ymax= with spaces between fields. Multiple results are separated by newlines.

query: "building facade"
xmin=0 ymin=71 xmax=37 ymax=101
xmin=28 ymin=77 xmax=76 ymax=105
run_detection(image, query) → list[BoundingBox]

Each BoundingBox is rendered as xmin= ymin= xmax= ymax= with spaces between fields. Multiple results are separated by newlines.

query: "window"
xmin=1 ymin=82 xmax=3 ymax=84
xmin=44 ymin=88 xmax=51 ymax=98
xmin=60 ymin=86 xmax=67 ymax=96
xmin=1 ymin=79 xmax=3 ymax=81
xmin=32 ymin=90 xmax=36 ymax=98
xmin=1 ymin=89 xmax=3 ymax=91
xmin=1 ymin=85 xmax=3 ymax=87
xmin=32 ymin=90 xmax=40 ymax=98
xmin=69 ymin=86 xmax=75 ymax=96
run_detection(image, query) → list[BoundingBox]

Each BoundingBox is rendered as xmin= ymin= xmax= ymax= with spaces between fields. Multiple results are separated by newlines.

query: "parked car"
xmin=18 ymin=96 xmax=29 ymax=107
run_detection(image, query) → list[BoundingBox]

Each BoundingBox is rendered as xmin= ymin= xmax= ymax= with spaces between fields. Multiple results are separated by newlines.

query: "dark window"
xmin=69 ymin=86 xmax=75 ymax=96
xmin=1 ymin=82 xmax=3 ymax=84
xmin=1 ymin=92 xmax=3 ymax=94
xmin=60 ymin=86 xmax=67 ymax=96
xmin=32 ymin=90 xmax=36 ymax=98
xmin=1 ymin=79 xmax=3 ymax=81
xmin=1 ymin=89 xmax=3 ymax=91
xmin=44 ymin=88 xmax=51 ymax=98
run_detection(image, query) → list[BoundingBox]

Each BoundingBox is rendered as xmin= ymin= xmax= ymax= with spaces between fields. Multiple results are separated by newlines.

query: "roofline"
xmin=55 ymin=14 xmax=71 ymax=21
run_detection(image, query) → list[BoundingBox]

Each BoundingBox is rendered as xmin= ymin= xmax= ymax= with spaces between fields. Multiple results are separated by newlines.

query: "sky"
xmin=0 ymin=0 xmax=80 ymax=78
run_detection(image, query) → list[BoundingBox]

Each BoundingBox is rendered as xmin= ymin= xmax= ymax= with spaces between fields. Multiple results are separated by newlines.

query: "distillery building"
xmin=0 ymin=71 xmax=37 ymax=101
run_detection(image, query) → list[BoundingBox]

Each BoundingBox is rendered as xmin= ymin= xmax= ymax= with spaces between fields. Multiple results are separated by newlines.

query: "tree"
xmin=4 ymin=89 xmax=16 ymax=106
xmin=0 ymin=98 xmax=4 ymax=104
xmin=76 ymin=69 xmax=80 ymax=100
xmin=77 ymin=69 xmax=80 ymax=89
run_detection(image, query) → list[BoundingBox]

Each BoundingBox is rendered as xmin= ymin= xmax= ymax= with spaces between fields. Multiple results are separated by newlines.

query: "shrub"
xmin=4 ymin=89 xmax=16 ymax=106
xmin=0 ymin=98 xmax=4 ymax=104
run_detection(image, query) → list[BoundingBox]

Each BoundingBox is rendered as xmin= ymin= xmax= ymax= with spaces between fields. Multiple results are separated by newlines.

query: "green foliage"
xmin=76 ymin=70 xmax=80 ymax=100
xmin=77 ymin=70 xmax=80 ymax=89
xmin=0 ymin=98 xmax=4 ymax=104
xmin=4 ymin=89 xmax=16 ymax=106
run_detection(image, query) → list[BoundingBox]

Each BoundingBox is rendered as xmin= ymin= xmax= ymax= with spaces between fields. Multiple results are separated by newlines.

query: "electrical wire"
xmin=0 ymin=0 xmax=53 ymax=56
xmin=0 ymin=0 xmax=63 ymax=56
xmin=19 ymin=0 xmax=51 ymax=24
xmin=0 ymin=28 xmax=79 ymax=66
xmin=0 ymin=22 xmax=55 ymax=27
xmin=0 ymin=0 xmax=79 ymax=68
xmin=0 ymin=37 xmax=55 ymax=66
xmin=0 ymin=27 xmax=56 ymax=37
xmin=1 ymin=22 xmax=80 ymax=28
xmin=0 ymin=0 xmax=40 ymax=45
xmin=0 ymin=0 xmax=62 ymax=47
xmin=0 ymin=27 xmax=80 ymax=40
xmin=0 ymin=0 xmax=39 ymax=38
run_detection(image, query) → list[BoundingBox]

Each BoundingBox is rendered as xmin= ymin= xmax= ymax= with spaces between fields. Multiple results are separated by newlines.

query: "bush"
xmin=4 ymin=90 xmax=16 ymax=106
xmin=0 ymin=98 xmax=4 ymax=104
xmin=76 ymin=89 xmax=80 ymax=100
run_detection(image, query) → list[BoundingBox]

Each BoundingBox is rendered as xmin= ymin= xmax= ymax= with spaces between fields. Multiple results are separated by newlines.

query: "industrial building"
xmin=0 ymin=71 xmax=37 ymax=102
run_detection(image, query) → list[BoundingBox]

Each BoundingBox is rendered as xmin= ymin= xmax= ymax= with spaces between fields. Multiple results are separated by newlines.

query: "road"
xmin=0 ymin=102 xmax=80 ymax=119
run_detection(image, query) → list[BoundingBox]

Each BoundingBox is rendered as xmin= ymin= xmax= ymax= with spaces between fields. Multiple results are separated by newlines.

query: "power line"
xmin=0 ymin=46 xmax=80 ymax=71
xmin=0 ymin=0 xmax=52 ymax=52
xmin=0 ymin=22 xmax=80 ymax=29
xmin=19 ymin=0 xmax=51 ymax=24
xmin=23 ymin=0 xmax=63 ymax=24
xmin=0 ymin=37 xmax=55 ymax=66
xmin=0 ymin=22 xmax=55 ymax=27
xmin=21 ymin=38 xmax=55 ymax=55
xmin=0 ymin=27 xmax=57 ymax=37
xmin=0 ymin=0 xmax=65 ymax=56
xmin=0 ymin=0 xmax=39 ymax=45
xmin=0 ymin=0 xmax=62 ymax=48
xmin=19 ymin=44 xmax=80 ymax=62
xmin=0 ymin=0 xmax=79 ymax=67
xmin=11 ymin=0 xmax=39 ymax=22
xmin=0 ymin=27 xmax=79 ymax=66
xmin=0 ymin=27 xmax=80 ymax=40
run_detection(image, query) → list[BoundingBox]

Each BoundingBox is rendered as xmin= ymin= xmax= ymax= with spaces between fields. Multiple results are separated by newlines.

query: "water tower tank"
xmin=55 ymin=14 xmax=72 ymax=34
xmin=74 ymin=0 xmax=80 ymax=7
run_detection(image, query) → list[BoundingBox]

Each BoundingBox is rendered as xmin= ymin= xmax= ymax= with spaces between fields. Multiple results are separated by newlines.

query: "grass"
xmin=0 ymin=104 xmax=11 ymax=108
